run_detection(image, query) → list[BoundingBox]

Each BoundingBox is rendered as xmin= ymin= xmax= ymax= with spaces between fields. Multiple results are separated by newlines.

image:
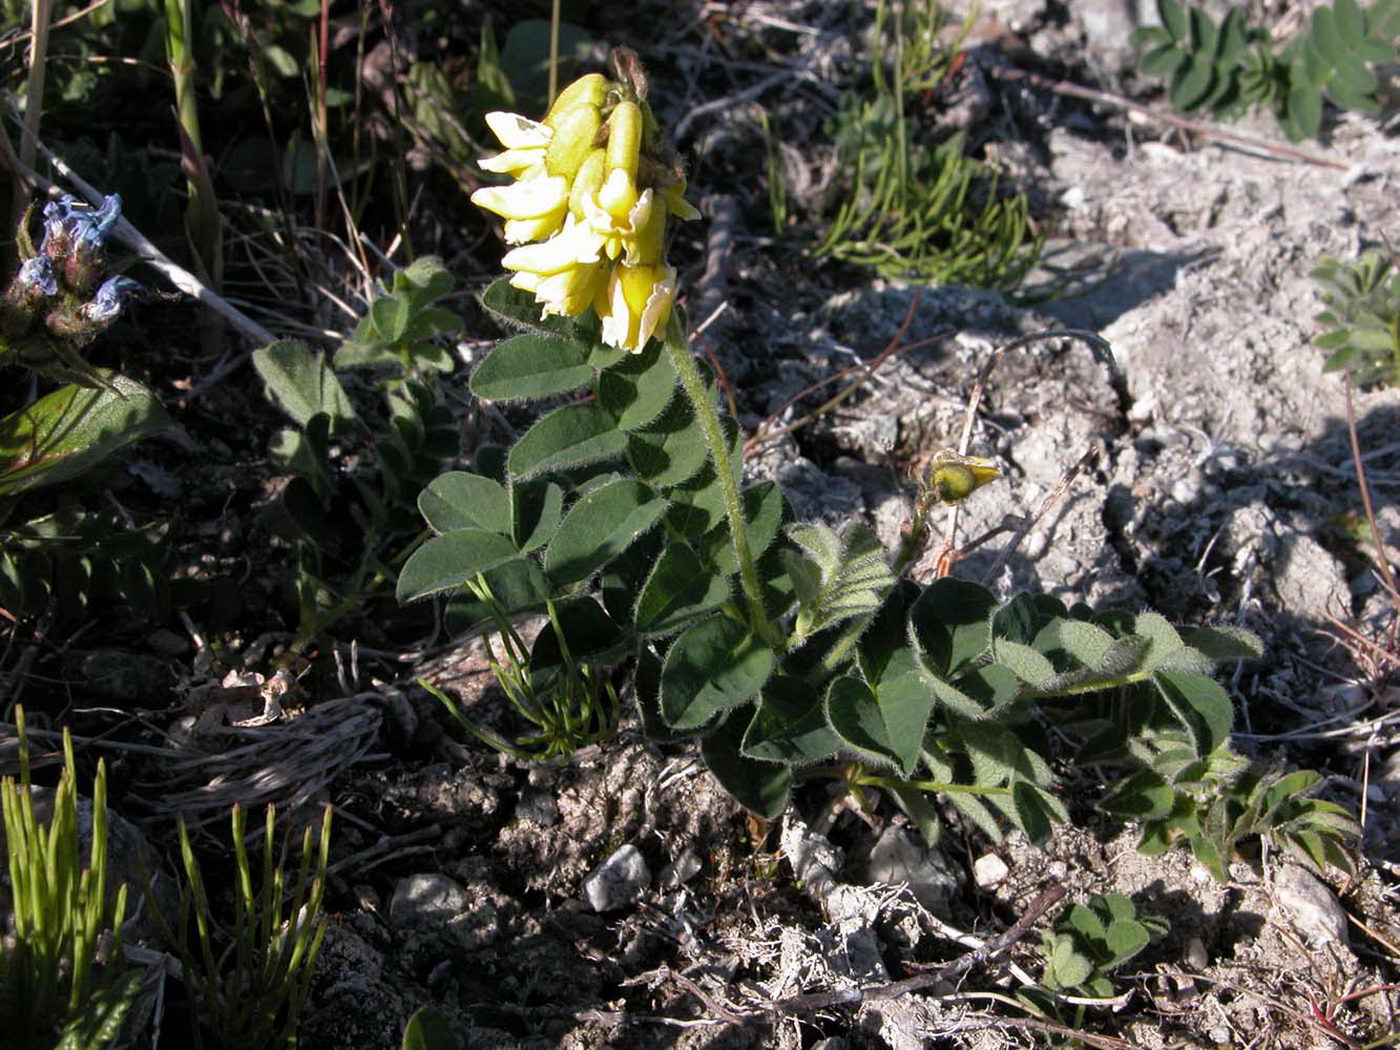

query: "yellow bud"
xmin=928 ymin=451 xmax=1001 ymax=503
xmin=545 ymin=73 xmax=607 ymax=128
xmin=545 ymin=102 xmax=602 ymax=178
xmin=570 ymin=149 xmax=608 ymax=217
xmin=606 ymin=101 xmax=643 ymax=179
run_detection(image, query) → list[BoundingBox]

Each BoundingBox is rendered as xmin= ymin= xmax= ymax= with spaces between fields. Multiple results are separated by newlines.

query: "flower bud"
xmin=545 ymin=102 xmax=602 ymax=179
xmin=605 ymin=101 xmax=642 ymax=180
xmin=569 ymin=149 xmax=608 ymax=218
xmin=545 ymin=73 xmax=607 ymax=129
xmin=928 ymin=451 xmax=1001 ymax=503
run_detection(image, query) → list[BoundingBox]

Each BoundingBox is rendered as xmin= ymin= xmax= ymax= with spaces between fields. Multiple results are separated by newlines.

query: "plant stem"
xmin=663 ymin=329 xmax=775 ymax=646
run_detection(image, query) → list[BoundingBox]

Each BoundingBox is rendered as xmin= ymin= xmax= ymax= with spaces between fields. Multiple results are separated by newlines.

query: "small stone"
xmin=516 ymin=786 xmax=560 ymax=827
xmin=583 ymin=844 xmax=650 ymax=912
xmin=1273 ymin=864 xmax=1349 ymax=947
xmin=389 ymin=873 xmax=469 ymax=927
xmin=658 ymin=848 xmax=702 ymax=889
xmin=973 ymin=852 xmax=1010 ymax=891
xmin=1183 ymin=936 xmax=1208 ymax=970
xmin=864 ymin=826 xmax=959 ymax=913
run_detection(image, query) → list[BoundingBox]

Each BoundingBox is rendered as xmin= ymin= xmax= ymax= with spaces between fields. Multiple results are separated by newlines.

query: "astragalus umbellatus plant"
xmin=401 ymin=51 xmax=1352 ymax=877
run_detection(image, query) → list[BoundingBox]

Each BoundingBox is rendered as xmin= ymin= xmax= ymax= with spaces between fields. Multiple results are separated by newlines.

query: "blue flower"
xmin=40 ymin=193 xmax=122 ymax=256
xmin=79 ymin=275 xmax=144 ymax=325
xmin=16 ymin=256 xmax=58 ymax=298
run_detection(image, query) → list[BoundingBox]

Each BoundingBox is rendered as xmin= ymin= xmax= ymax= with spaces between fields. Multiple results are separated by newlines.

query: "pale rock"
xmin=582 ymin=844 xmax=650 ymax=912
xmin=973 ymin=852 xmax=1010 ymax=890
xmin=1273 ymin=864 xmax=1349 ymax=947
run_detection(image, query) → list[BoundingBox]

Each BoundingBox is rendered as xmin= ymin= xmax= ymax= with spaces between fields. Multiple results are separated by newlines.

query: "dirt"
xmin=4 ymin=1 xmax=1400 ymax=1048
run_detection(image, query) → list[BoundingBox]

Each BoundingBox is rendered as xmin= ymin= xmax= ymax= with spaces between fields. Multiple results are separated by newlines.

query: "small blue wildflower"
xmin=40 ymin=193 xmax=122 ymax=255
xmin=16 ymin=256 xmax=58 ymax=298
xmin=79 ymin=275 xmax=144 ymax=325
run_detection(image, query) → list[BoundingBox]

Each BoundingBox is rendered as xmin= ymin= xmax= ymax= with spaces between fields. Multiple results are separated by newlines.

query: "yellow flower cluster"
xmin=471 ymin=73 xmax=700 ymax=353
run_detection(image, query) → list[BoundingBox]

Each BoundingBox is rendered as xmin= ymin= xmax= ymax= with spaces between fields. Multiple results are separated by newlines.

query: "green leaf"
xmin=1104 ymin=919 xmax=1150 ymax=965
xmin=1054 ymin=619 xmax=1116 ymax=668
xmin=1101 ymin=770 xmax=1176 ymax=820
xmin=1158 ymin=0 xmax=1188 ymax=42
xmin=511 ymin=478 xmax=564 ymax=552
xmin=402 ymin=1007 xmax=459 ymax=1050
xmin=909 ymin=577 xmax=996 ymax=675
xmin=626 ymin=395 xmax=710 ymax=487
xmin=1287 ymin=80 xmax=1323 ymax=139
xmin=704 ymin=481 xmax=786 ymax=574
xmin=544 ymin=479 xmax=667 ymax=584
xmin=479 ymin=275 xmax=577 ymax=338
xmin=1333 ymin=0 xmax=1365 ymax=44
xmin=1190 ymin=6 xmax=1218 ymax=55
xmin=0 ymin=376 xmax=171 ymax=497
xmin=397 ymin=528 xmax=520 ymax=601
xmin=1048 ymin=938 xmax=1094 ymax=990
xmin=786 ymin=523 xmax=895 ymax=636
xmin=1134 ymin=611 xmax=1185 ymax=668
xmin=531 ymin=597 xmax=621 ymax=671
xmin=634 ymin=543 xmax=731 ymax=635
xmin=701 ymin=705 xmax=792 ymax=820
xmin=929 ymin=662 xmax=1019 ymax=718
xmin=825 ymin=665 xmax=933 ymax=775
xmin=661 ymin=616 xmax=775 ymax=729
xmin=742 ymin=674 xmax=843 ymax=765
xmin=252 ymin=339 xmax=356 ymax=433
xmin=596 ymin=341 xmax=678 ymax=430
xmin=1140 ymin=45 xmax=1188 ymax=76
xmin=1172 ymin=53 xmax=1217 ymax=110
xmin=507 ymin=403 xmax=626 ymax=479
xmin=1153 ymin=669 xmax=1235 ymax=755
xmin=1310 ymin=5 xmax=1346 ymax=66
xmin=992 ymin=639 xmax=1056 ymax=688
xmin=418 ymin=472 xmax=512 ymax=535
xmin=470 ymin=333 xmax=593 ymax=402
xmin=1179 ymin=625 xmax=1263 ymax=662
xmin=444 ymin=556 xmax=550 ymax=631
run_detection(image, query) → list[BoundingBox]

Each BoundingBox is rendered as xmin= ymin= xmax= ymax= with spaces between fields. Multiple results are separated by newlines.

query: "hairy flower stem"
xmin=664 ymin=331 xmax=777 ymax=647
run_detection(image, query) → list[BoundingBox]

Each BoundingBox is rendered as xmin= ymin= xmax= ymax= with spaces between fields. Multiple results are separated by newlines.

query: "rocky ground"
xmin=4 ymin=1 xmax=1400 ymax=1048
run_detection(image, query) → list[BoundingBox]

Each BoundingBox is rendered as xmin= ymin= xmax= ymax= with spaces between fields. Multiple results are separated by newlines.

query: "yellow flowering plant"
xmin=392 ymin=50 xmax=1343 ymax=880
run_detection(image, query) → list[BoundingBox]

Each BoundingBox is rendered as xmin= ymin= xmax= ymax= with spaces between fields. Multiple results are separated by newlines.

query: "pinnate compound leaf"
xmin=418 ymin=472 xmax=512 ymax=535
xmin=786 ymin=523 xmax=894 ymax=635
xmin=0 ymin=376 xmax=171 ymax=497
xmin=634 ymin=543 xmax=731 ymax=635
xmin=507 ymin=402 xmax=626 ymax=479
xmin=253 ymin=339 xmax=356 ymax=432
xmin=397 ymin=528 xmax=520 ymax=602
xmin=701 ymin=705 xmax=792 ymax=820
xmin=661 ymin=616 xmax=775 ymax=729
xmin=544 ymin=479 xmax=667 ymax=584
xmin=1153 ymin=669 xmax=1234 ymax=755
xmin=470 ymin=333 xmax=593 ymax=402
